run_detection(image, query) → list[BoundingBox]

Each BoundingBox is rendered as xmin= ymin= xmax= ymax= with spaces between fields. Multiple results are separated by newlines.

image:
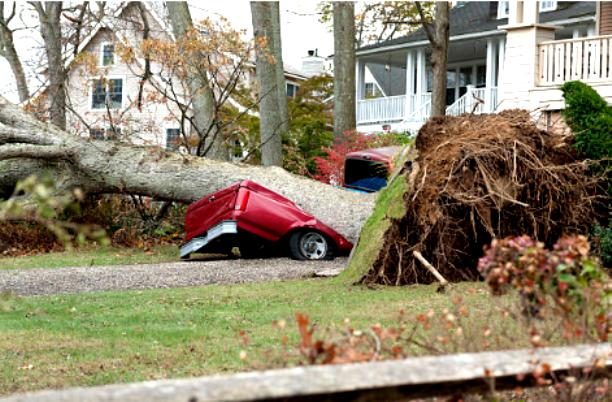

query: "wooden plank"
xmin=594 ymin=39 xmax=601 ymax=79
xmin=1 ymin=344 xmax=609 ymax=402
xmin=564 ymin=42 xmax=571 ymax=81
xmin=547 ymin=44 xmax=554 ymax=84
xmin=602 ymin=39 xmax=609 ymax=80
xmin=538 ymin=45 xmax=546 ymax=84
xmin=555 ymin=44 xmax=564 ymax=83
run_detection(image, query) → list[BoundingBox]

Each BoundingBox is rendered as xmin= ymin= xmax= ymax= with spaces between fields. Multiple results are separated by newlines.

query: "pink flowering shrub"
xmin=478 ymin=235 xmax=610 ymax=340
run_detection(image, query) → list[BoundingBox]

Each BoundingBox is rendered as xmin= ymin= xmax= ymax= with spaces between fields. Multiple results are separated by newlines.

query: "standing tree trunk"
xmin=166 ymin=2 xmax=227 ymax=160
xmin=332 ymin=1 xmax=356 ymax=138
xmin=0 ymin=2 xmax=29 ymax=103
xmin=417 ymin=1 xmax=449 ymax=117
xmin=251 ymin=1 xmax=283 ymax=167
xmin=32 ymin=2 xmax=66 ymax=130
xmin=270 ymin=2 xmax=289 ymax=134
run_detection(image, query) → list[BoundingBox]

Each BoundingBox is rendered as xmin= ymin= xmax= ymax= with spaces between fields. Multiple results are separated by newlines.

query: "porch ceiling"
xmin=360 ymin=37 xmax=493 ymax=67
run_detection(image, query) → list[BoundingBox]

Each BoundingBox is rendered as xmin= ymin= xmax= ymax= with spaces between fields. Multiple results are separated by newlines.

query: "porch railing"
xmin=406 ymin=93 xmax=432 ymax=122
xmin=538 ymin=35 xmax=612 ymax=86
xmin=357 ymin=94 xmax=406 ymax=124
xmin=446 ymin=87 xmax=498 ymax=116
xmin=356 ymin=88 xmax=498 ymax=127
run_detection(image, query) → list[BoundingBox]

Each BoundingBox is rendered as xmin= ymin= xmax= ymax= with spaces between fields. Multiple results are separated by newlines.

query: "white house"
xmin=31 ymin=2 xmax=309 ymax=152
xmin=355 ymin=1 xmax=612 ymax=133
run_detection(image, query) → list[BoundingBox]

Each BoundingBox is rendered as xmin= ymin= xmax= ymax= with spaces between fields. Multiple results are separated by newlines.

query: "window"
xmin=286 ymin=82 xmax=298 ymax=98
xmin=498 ymin=0 xmax=555 ymax=19
xmin=497 ymin=1 xmax=509 ymax=19
xmin=91 ymin=78 xmax=123 ymax=109
xmin=540 ymin=1 xmax=556 ymax=12
xmin=540 ymin=1 xmax=557 ymax=11
xmin=166 ymin=128 xmax=181 ymax=150
xmin=106 ymin=127 xmax=120 ymax=140
xmin=89 ymin=127 xmax=120 ymax=140
xmin=89 ymin=128 xmax=104 ymax=140
xmin=101 ymin=43 xmax=115 ymax=66
xmin=364 ymin=82 xmax=382 ymax=98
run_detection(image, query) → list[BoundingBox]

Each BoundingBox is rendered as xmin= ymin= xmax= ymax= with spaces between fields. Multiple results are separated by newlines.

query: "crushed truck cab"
xmin=180 ymin=180 xmax=352 ymax=260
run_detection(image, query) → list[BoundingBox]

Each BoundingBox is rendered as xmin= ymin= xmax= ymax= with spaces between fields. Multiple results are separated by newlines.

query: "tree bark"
xmin=332 ymin=1 xmax=356 ymax=138
xmin=269 ymin=2 xmax=289 ymax=134
xmin=417 ymin=2 xmax=449 ymax=117
xmin=0 ymin=97 xmax=373 ymax=242
xmin=32 ymin=1 xmax=66 ymax=130
xmin=0 ymin=2 xmax=29 ymax=103
xmin=166 ymin=2 xmax=227 ymax=160
xmin=251 ymin=1 xmax=284 ymax=167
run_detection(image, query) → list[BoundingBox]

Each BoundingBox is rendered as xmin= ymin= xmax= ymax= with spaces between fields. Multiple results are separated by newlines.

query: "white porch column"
xmin=356 ymin=59 xmax=366 ymax=100
xmin=587 ymin=25 xmax=595 ymax=37
xmin=404 ymin=50 xmax=415 ymax=119
xmin=485 ymin=39 xmax=497 ymax=110
xmin=415 ymin=48 xmax=426 ymax=103
xmin=496 ymin=37 xmax=505 ymax=111
xmin=497 ymin=1 xmax=555 ymax=111
xmin=522 ymin=0 xmax=540 ymax=25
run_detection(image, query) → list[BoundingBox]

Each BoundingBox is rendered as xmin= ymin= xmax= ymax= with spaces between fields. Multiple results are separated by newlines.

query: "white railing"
xmin=356 ymin=87 xmax=498 ymax=127
xmin=406 ymin=93 xmax=431 ymax=122
xmin=446 ymin=87 xmax=498 ymax=116
xmin=357 ymin=95 xmax=406 ymax=124
xmin=538 ymin=35 xmax=612 ymax=86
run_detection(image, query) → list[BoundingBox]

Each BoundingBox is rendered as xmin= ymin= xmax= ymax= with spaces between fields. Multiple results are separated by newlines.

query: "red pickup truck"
xmin=180 ymin=180 xmax=352 ymax=260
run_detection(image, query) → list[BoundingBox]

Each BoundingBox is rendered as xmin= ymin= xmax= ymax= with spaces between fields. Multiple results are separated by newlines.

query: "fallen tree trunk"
xmin=0 ymin=98 xmax=373 ymax=242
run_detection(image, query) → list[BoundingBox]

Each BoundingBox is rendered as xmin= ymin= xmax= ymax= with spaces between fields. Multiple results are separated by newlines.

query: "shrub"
xmin=592 ymin=224 xmax=612 ymax=267
xmin=561 ymin=81 xmax=612 ymax=160
xmin=478 ymin=235 xmax=610 ymax=340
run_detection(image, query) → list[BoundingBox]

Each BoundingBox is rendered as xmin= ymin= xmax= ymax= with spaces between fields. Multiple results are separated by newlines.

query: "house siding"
xmin=66 ymin=4 xmax=185 ymax=149
xmin=601 ymin=2 xmax=612 ymax=35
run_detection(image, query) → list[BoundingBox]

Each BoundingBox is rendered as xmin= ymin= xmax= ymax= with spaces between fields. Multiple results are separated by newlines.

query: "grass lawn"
xmin=0 ymin=278 xmax=515 ymax=395
xmin=0 ymin=245 xmax=179 ymax=270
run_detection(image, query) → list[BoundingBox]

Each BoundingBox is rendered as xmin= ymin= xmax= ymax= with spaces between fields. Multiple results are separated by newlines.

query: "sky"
xmin=0 ymin=1 xmax=334 ymax=103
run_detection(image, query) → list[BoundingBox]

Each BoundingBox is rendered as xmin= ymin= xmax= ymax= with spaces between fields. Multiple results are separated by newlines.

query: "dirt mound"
xmin=363 ymin=110 xmax=604 ymax=285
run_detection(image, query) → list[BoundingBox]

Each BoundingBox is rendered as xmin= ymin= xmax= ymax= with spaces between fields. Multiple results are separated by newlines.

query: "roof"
xmin=358 ymin=1 xmax=596 ymax=53
xmin=345 ymin=146 xmax=402 ymax=164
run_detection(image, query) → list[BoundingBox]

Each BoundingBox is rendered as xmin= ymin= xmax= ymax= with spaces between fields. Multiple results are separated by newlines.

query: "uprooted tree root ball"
xmin=363 ymin=110 xmax=606 ymax=286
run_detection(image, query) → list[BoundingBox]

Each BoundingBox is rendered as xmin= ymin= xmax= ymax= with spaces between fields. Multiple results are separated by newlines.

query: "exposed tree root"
xmin=363 ymin=110 xmax=607 ymax=285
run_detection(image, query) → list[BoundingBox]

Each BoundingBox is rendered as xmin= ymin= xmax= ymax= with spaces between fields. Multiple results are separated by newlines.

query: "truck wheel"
xmin=289 ymin=231 xmax=333 ymax=260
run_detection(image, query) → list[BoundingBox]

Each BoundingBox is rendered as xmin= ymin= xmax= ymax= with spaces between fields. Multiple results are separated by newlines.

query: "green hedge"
xmin=561 ymin=81 xmax=612 ymax=160
xmin=561 ymin=81 xmax=611 ymax=267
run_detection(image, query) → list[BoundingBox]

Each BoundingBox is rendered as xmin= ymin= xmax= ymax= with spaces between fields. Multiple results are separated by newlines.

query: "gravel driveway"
xmin=0 ymin=257 xmax=347 ymax=297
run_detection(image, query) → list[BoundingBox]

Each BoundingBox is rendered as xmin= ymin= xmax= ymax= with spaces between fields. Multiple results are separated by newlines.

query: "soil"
xmin=364 ymin=110 xmax=606 ymax=285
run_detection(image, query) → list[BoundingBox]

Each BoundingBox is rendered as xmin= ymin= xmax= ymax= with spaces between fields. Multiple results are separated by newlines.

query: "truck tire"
xmin=289 ymin=231 xmax=333 ymax=260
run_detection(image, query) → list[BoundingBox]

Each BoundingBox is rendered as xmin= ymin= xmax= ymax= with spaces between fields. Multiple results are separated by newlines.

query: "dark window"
xmin=344 ymin=159 xmax=389 ymax=193
xmin=166 ymin=128 xmax=181 ymax=150
xmin=106 ymin=127 xmax=120 ymax=140
xmin=89 ymin=127 xmax=120 ymax=140
xmin=91 ymin=80 xmax=106 ymax=109
xmin=286 ymin=83 xmax=298 ymax=97
xmin=476 ymin=65 xmax=486 ymax=88
xmin=89 ymin=128 xmax=104 ymax=140
xmin=102 ymin=43 xmax=114 ymax=66
xmin=108 ymin=79 xmax=122 ymax=108
xmin=91 ymin=79 xmax=123 ymax=109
